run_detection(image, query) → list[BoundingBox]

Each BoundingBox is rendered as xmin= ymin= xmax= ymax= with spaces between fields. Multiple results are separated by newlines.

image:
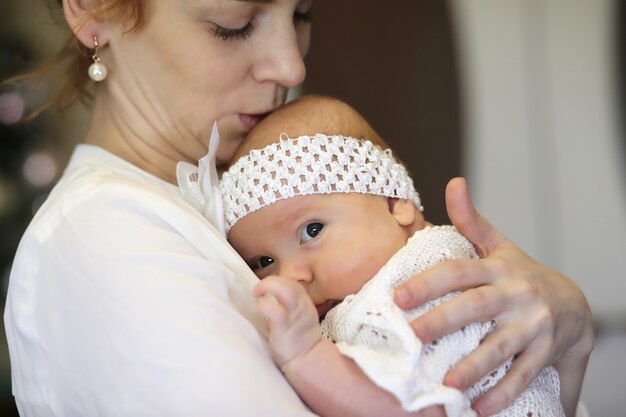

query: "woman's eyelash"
xmin=212 ymin=22 xmax=254 ymax=41
xmin=294 ymin=11 xmax=312 ymax=23
xmin=212 ymin=10 xmax=309 ymax=42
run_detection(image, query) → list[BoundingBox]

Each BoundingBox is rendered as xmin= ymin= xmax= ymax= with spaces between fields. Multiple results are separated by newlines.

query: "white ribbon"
xmin=176 ymin=122 xmax=226 ymax=236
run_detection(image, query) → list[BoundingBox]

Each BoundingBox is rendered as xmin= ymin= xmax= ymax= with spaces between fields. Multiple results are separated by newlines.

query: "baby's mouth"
xmin=316 ymin=300 xmax=341 ymax=321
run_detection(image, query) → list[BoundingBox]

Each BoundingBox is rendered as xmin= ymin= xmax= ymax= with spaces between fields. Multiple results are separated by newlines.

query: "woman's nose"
xmin=252 ymin=26 xmax=307 ymax=88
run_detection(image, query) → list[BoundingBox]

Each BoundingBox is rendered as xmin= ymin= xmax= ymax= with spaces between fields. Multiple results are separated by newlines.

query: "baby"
xmin=217 ymin=95 xmax=565 ymax=417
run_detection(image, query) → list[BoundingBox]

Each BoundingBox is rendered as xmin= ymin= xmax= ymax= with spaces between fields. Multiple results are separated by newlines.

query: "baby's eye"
xmin=300 ymin=222 xmax=324 ymax=243
xmin=252 ymin=256 xmax=274 ymax=270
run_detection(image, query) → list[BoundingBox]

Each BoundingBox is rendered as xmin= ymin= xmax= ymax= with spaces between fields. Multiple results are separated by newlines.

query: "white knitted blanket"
xmin=320 ymin=226 xmax=565 ymax=417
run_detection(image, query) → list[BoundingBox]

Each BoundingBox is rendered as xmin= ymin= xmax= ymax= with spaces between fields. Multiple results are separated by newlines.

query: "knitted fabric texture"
xmin=321 ymin=226 xmax=565 ymax=417
xmin=219 ymin=134 xmax=423 ymax=232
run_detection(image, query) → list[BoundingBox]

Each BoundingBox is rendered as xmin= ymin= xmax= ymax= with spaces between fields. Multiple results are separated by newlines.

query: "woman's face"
xmin=103 ymin=0 xmax=312 ymax=163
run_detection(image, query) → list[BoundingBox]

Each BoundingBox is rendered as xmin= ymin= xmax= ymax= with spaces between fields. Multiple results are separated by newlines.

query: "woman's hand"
xmin=253 ymin=275 xmax=322 ymax=368
xmin=394 ymin=177 xmax=594 ymax=417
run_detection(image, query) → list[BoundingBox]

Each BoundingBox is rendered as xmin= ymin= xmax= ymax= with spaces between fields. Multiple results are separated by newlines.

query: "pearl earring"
xmin=88 ymin=36 xmax=108 ymax=82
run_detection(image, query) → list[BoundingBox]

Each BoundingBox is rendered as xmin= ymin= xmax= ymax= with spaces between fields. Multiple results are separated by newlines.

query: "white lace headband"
xmin=219 ymin=133 xmax=423 ymax=233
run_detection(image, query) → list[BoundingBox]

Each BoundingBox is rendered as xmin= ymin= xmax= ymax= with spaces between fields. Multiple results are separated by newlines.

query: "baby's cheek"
xmin=333 ymin=259 xmax=379 ymax=298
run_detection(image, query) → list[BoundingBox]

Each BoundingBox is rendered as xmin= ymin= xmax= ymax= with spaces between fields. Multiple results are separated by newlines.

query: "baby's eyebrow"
xmin=274 ymin=204 xmax=309 ymax=232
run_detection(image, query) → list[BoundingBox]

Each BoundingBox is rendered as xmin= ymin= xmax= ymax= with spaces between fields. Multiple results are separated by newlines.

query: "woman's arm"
xmin=394 ymin=178 xmax=594 ymax=417
xmin=254 ymin=276 xmax=445 ymax=417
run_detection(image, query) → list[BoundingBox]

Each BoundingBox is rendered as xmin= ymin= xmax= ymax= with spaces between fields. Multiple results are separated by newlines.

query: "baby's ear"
xmin=388 ymin=198 xmax=425 ymax=229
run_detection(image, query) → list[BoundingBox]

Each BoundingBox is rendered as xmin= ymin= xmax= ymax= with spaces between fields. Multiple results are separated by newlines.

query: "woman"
xmin=3 ymin=1 xmax=593 ymax=416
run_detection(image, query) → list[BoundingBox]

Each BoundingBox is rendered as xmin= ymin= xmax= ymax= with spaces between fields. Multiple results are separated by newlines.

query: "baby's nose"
xmin=280 ymin=260 xmax=313 ymax=284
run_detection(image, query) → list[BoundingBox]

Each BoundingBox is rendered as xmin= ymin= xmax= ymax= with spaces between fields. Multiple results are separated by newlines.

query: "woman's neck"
xmin=84 ymin=91 xmax=186 ymax=184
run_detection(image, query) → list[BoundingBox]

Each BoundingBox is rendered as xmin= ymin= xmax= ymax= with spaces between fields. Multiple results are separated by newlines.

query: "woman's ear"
xmin=388 ymin=198 xmax=425 ymax=229
xmin=62 ymin=0 xmax=110 ymax=48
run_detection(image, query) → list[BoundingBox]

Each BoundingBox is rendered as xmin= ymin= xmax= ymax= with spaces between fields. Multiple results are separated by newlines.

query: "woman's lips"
xmin=239 ymin=113 xmax=268 ymax=131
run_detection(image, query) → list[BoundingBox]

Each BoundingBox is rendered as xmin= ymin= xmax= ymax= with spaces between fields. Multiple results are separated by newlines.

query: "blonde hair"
xmin=2 ymin=0 xmax=145 ymax=121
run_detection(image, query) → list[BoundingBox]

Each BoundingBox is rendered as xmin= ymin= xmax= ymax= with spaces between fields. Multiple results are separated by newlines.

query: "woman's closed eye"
xmin=211 ymin=21 xmax=254 ymax=41
xmin=212 ymin=10 xmax=311 ymax=42
xmin=294 ymin=10 xmax=312 ymax=24
xmin=300 ymin=222 xmax=324 ymax=243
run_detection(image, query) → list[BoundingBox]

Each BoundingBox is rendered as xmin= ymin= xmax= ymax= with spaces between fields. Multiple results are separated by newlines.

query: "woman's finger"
xmin=470 ymin=345 xmax=550 ymax=417
xmin=395 ymin=258 xmax=496 ymax=310
xmin=409 ymin=285 xmax=507 ymax=344
xmin=445 ymin=177 xmax=507 ymax=256
xmin=443 ymin=320 xmax=537 ymax=391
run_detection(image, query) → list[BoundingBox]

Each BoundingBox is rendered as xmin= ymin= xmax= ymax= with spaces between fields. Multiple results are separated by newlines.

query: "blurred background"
xmin=1 ymin=0 xmax=624 ymax=416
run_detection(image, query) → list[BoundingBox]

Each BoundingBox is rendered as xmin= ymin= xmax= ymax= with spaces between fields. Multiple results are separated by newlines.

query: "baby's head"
xmin=220 ymin=95 xmax=426 ymax=316
xmin=230 ymin=95 xmax=385 ymax=162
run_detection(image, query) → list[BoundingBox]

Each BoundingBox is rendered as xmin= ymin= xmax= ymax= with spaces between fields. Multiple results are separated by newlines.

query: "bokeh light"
xmin=22 ymin=151 xmax=57 ymax=188
xmin=0 ymin=92 xmax=25 ymax=126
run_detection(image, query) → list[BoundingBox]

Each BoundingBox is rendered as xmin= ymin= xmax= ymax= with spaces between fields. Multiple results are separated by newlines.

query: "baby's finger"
xmin=408 ymin=285 xmax=506 ymax=343
xmin=470 ymin=346 xmax=548 ymax=417
xmin=415 ymin=405 xmax=447 ymax=417
xmin=443 ymin=322 xmax=536 ymax=392
xmin=253 ymin=276 xmax=303 ymax=311
xmin=394 ymin=258 xmax=495 ymax=310
xmin=255 ymin=297 xmax=290 ymax=332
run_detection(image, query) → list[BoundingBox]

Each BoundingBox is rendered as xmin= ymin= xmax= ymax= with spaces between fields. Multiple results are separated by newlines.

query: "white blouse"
xmin=4 ymin=144 xmax=314 ymax=417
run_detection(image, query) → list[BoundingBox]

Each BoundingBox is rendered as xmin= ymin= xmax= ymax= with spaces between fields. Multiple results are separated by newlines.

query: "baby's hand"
xmin=253 ymin=276 xmax=322 ymax=368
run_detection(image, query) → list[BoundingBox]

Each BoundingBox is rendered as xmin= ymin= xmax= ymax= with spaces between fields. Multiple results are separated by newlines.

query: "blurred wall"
xmin=449 ymin=1 xmax=626 ymax=416
xmin=304 ymin=0 xmax=463 ymax=226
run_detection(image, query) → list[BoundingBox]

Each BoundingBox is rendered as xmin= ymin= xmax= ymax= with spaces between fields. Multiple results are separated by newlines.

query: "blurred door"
xmin=303 ymin=0 xmax=463 ymax=225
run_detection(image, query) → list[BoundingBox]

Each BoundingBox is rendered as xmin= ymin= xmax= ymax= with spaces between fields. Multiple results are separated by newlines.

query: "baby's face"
xmin=228 ymin=193 xmax=411 ymax=317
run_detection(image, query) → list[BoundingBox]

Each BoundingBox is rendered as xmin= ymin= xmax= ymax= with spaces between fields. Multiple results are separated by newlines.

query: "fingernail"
xmin=394 ymin=287 xmax=411 ymax=306
xmin=411 ymin=321 xmax=431 ymax=342
xmin=444 ymin=373 xmax=466 ymax=390
xmin=472 ymin=399 xmax=491 ymax=417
